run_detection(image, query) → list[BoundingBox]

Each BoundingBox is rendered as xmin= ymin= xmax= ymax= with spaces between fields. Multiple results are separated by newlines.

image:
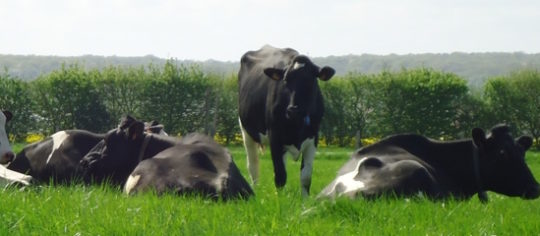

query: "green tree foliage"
xmin=139 ymin=61 xmax=213 ymax=135
xmin=1 ymin=61 xmax=537 ymax=148
xmin=214 ymin=75 xmax=240 ymax=145
xmin=484 ymin=70 xmax=540 ymax=146
xmin=93 ymin=65 xmax=147 ymax=127
xmin=373 ymin=68 xmax=469 ymax=138
xmin=321 ymin=69 xmax=471 ymax=146
xmin=31 ymin=64 xmax=111 ymax=133
xmin=0 ymin=71 xmax=36 ymax=140
xmin=320 ymin=79 xmax=352 ymax=146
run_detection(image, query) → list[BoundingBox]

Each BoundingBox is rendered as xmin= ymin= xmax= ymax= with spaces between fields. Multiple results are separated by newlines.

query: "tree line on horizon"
xmin=2 ymin=52 xmax=540 ymax=87
xmin=0 ymin=60 xmax=538 ymax=148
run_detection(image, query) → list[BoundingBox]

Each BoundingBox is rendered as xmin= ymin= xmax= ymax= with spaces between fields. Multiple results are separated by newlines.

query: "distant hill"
xmin=0 ymin=54 xmax=239 ymax=81
xmin=2 ymin=52 xmax=540 ymax=87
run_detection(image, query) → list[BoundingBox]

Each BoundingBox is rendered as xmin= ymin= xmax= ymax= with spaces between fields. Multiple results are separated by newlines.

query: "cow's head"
xmin=79 ymin=116 xmax=146 ymax=184
xmin=0 ymin=110 xmax=14 ymax=164
xmin=264 ymin=55 xmax=335 ymax=121
xmin=472 ymin=124 xmax=539 ymax=199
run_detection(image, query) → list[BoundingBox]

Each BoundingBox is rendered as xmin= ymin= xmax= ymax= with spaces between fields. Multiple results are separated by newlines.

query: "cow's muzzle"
xmin=522 ymin=185 xmax=540 ymax=199
xmin=0 ymin=151 xmax=15 ymax=164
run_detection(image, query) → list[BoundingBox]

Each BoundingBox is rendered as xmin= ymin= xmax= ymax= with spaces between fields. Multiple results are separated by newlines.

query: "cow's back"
xmin=9 ymin=130 xmax=104 ymax=182
xmin=238 ymin=45 xmax=298 ymax=141
xmin=8 ymin=137 xmax=53 ymax=176
xmin=125 ymin=134 xmax=254 ymax=199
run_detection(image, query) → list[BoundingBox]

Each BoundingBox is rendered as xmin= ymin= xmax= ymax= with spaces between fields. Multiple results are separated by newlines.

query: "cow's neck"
xmin=138 ymin=134 xmax=177 ymax=160
xmin=429 ymin=139 xmax=484 ymax=199
xmin=137 ymin=134 xmax=153 ymax=162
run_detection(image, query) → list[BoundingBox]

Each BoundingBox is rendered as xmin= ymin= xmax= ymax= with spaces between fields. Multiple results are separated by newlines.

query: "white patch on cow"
xmin=0 ymin=112 xmax=12 ymax=162
xmin=284 ymin=145 xmax=300 ymax=161
xmin=213 ymin=172 xmax=228 ymax=193
xmin=0 ymin=164 xmax=33 ymax=186
xmin=258 ymin=133 xmax=269 ymax=146
xmin=327 ymin=157 xmax=367 ymax=197
xmin=239 ymin=118 xmax=260 ymax=185
xmin=124 ymin=174 xmax=141 ymax=194
xmin=300 ymin=138 xmax=316 ymax=197
xmin=159 ymin=130 xmax=168 ymax=136
xmin=293 ymin=62 xmax=305 ymax=70
xmin=284 ymin=138 xmax=314 ymax=162
xmin=46 ymin=131 xmax=69 ymax=164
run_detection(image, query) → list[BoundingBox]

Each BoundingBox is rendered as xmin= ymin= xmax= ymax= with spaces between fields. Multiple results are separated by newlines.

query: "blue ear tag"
xmin=304 ymin=116 xmax=311 ymax=126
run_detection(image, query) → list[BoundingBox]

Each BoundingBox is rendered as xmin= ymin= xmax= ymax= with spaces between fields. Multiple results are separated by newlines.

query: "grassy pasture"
xmin=2 ymin=145 xmax=540 ymax=235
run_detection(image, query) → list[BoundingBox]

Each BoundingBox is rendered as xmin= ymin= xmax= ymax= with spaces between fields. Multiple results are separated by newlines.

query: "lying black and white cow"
xmin=7 ymin=117 xmax=166 ymax=183
xmin=81 ymin=116 xmax=253 ymax=199
xmin=318 ymin=125 xmax=539 ymax=201
xmin=0 ymin=110 xmax=33 ymax=186
xmin=124 ymin=133 xmax=254 ymax=200
xmin=80 ymin=116 xmax=178 ymax=185
xmin=238 ymin=45 xmax=335 ymax=196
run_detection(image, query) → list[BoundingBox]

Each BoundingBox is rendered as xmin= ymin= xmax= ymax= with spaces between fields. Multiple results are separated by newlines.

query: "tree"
xmin=484 ymin=70 xmax=540 ymax=147
xmin=139 ymin=60 xmax=211 ymax=135
xmin=0 ymin=71 xmax=36 ymax=140
xmin=214 ymin=75 xmax=240 ymax=145
xmin=31 ymin=64 xmax=111 ymax=134
xmin=372 ymin=68 xmax=469 ymax=138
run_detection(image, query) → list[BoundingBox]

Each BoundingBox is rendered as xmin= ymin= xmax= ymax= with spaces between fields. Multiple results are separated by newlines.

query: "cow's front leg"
xmin=300 ymin=138 xmax=316 ymax=197
xmin=270 ymin=140 xmax=287 ymax=189
xmin=240 ymin=120 xmax=260 ymax=185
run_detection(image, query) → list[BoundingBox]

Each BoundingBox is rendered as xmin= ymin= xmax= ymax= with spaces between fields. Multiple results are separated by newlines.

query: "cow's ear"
xmin=119 ymin=115 xmax=136 ymax=129
xmin=472 ymin=128 xmax=486 ymax=149
xmin=517 ymin=136 xmax=533 ymax=150
xmin=318 ymin=66 xmax=335 ymax=81
xmin=2 ymin=110 xmax=13 ymax=122
xmin=128 ymin=122 xmax=145 ymax=141
xmin=264 ymin=68 xmax=285 ymax=81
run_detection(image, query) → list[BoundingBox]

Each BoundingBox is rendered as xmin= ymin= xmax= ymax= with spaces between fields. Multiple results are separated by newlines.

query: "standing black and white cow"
xmin=318 ymin=125 xmax=540 ymax=201
xmin=1 ymin=110 xmax=33 ymax=186
xmin=238 ymin=45 xmax=335 ymax=196
xmin=7 ymin=116 xmax=166 ymax=183
xmin=124 ymin=133 xmax=254 ymax=200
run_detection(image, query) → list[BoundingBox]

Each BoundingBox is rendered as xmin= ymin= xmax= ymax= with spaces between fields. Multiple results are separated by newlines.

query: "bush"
xmin=1 ymin=63 xmax=537 ymax=148
xmin=0 ymin=70 xmax=37 ymax=140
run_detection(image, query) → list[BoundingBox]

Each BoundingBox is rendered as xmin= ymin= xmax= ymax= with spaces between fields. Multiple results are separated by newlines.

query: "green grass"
xmin=2 ymin=145 xmax=540 ymax=235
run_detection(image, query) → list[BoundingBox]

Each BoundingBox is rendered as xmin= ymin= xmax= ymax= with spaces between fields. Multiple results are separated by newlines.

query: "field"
xmin=2 ymin=145 xmax=540 ymax=235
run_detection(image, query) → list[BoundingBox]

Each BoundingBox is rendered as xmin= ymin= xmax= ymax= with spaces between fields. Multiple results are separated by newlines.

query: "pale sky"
xmin=1 ymin=0 xmax=540 ymax=61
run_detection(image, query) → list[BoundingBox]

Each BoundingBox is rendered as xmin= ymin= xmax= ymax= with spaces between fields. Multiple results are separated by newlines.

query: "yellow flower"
xmin=25 ymin=133 xmax=45 ymax=144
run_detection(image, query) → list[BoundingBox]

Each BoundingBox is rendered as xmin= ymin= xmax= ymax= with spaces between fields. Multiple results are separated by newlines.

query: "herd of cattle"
xmin=1 ymin=45 xmax=539 ymax=202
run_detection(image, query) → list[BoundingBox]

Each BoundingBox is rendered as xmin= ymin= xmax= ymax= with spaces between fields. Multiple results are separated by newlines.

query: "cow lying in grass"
xmin=124 ymin=133 xmax=254 ymax=200
xmin=7 ymin=117 xmax=166 ymax=184
xmin=318 ymin=125 xmax=539 ymax=202
xmin=80 ymin=116 xmax=254 ymax=200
